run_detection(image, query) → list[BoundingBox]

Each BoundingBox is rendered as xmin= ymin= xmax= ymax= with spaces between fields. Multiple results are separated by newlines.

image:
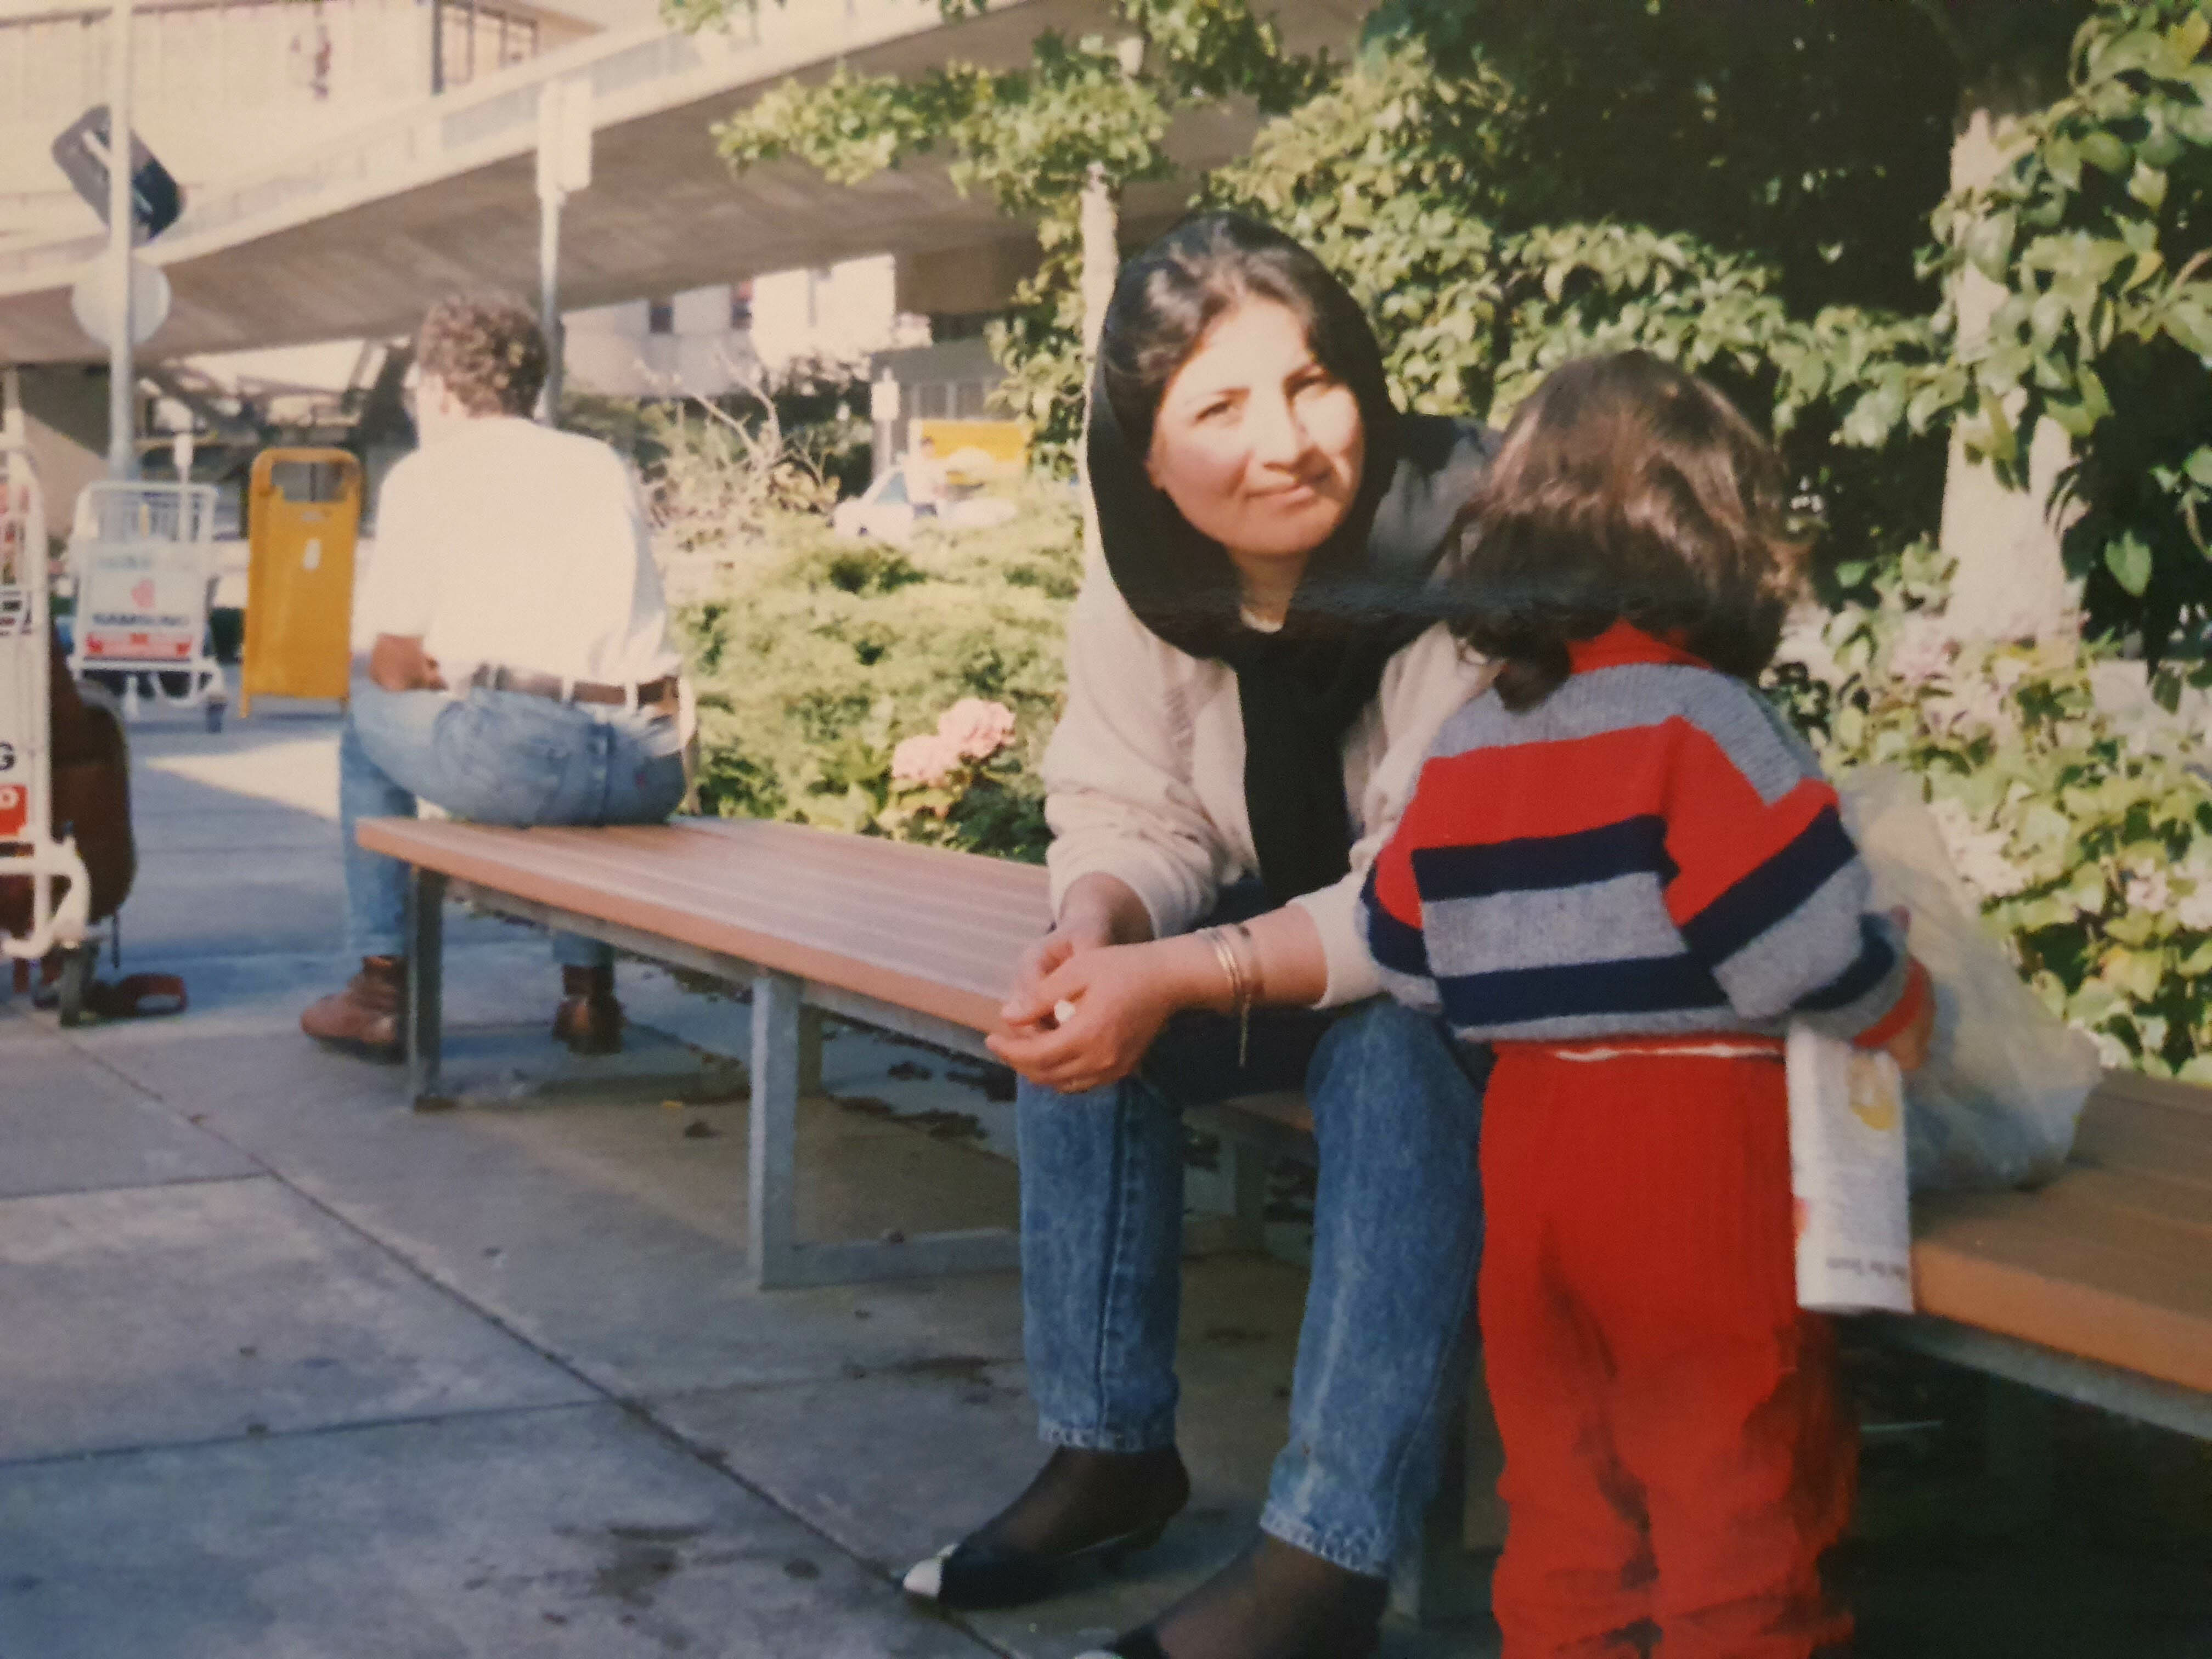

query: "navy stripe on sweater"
xmin=1438 ymin=953 xmax=1731 ymax=1029
xmin=1677 ymin=806 xmax=1858 ymax=968
xmin=1361 ymin=867 xmax=1431 ymax=977
xmin=1409 ymin=816 xmax=1675 ymax=901
xmin=1797 ymin=916 xmax=1898 ymax=1012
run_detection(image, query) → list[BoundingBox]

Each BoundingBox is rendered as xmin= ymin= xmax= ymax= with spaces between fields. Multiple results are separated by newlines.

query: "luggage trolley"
xmin=0 ymin=452 xmax=98 ymax=1019
xmin=67 ymin=480 xmax=227 ymax=730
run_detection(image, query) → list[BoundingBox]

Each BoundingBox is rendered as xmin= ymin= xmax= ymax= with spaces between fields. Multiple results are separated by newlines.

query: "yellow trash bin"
xmin=240 ymin=448 xmax=359 ymax=716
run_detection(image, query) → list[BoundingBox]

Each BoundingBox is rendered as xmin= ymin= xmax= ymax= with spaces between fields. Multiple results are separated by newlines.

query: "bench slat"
xmin=586 ymin=820 xmax=1049 ymax=912
xmin=505 ymin=825 xmax=1048 ymax=975
xmin=358 ymin=818 xmax=1040 ymax=1031
xmin=1913 ymin=1194 xmax=2212 ymax=1395
xmin=2074 ymin=1096 xmax=2212 ymax=1193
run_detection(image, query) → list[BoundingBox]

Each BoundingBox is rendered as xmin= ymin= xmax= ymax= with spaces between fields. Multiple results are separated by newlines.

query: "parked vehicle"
xmin=831 ymin=455 xmax=1019 ymax=545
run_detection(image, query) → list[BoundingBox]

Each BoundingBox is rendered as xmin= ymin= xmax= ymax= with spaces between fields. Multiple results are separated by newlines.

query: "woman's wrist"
xmin=1055 ymin=874 xmax=1155 ymax=949
xmin=1149 ymin=930 xmax=1245 ymax=1015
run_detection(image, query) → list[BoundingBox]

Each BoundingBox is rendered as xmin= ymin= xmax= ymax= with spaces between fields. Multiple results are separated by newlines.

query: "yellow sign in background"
xmin=241 ymin=448 xmax=359 ymax=715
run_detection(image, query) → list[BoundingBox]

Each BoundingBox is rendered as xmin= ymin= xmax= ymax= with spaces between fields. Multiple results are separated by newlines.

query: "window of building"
xmin=646 ymin=298 xmax=675 ymax=336
xmin=431 ymin=0 xmax=541 ymax=94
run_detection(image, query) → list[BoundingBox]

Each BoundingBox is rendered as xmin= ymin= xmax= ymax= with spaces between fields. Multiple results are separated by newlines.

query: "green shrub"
xmin=1771 ymin=541 xmax=2212 ymax=1079
xmin=675 ymin=484 xmax=1081 ymax=862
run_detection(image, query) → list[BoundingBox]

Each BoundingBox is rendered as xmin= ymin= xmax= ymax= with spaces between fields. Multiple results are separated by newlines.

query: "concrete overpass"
xmin=0 ymin=0 xmax=1365 ymax=365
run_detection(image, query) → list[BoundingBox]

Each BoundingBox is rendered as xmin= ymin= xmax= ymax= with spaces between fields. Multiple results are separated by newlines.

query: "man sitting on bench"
xmin=301 ymin=293 xmax=686 ymax=1062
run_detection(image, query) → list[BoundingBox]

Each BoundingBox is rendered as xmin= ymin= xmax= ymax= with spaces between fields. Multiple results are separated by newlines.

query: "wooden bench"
xmin=358 ymin=812 xmax=1498 ymax=1618
xmin=357 ymin=814 xmax=2212 ymax=1610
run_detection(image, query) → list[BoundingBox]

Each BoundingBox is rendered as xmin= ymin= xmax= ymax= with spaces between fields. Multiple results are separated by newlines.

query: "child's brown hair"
xmin=1446 ymin=351 xmax=1805 ymax=710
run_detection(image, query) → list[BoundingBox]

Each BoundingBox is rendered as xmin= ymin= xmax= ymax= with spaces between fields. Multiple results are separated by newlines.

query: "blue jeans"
xmin=1016 ymin=934 xmax=1490 ymax=1577
xmin=341 ymin=681 xmax=687 ymax=968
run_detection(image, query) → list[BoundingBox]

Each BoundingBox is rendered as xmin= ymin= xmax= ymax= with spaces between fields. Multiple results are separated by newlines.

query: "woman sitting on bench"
xmin=900 ymin=213 xmax=1497 ymax=1659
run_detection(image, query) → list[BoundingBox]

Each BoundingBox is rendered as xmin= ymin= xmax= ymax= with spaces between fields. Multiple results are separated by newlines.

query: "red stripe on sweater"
xmin=1659 ymin=727 xmax=1838 ymax=926
xmin=1376 ymin=718 xmax=1839 ymax=932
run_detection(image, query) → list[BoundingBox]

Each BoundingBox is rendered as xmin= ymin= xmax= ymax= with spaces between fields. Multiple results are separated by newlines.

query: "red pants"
xmin=1482 ymin=1044 xmax=1856 ymax=1659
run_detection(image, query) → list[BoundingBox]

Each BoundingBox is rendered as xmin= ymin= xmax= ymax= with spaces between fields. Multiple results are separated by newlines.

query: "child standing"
xmin=1363 ymin=352 xmax=1933 ymax=1659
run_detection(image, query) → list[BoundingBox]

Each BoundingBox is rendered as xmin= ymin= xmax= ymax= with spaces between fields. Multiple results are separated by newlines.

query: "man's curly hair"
xmin=415 ymin=293 xmax=548 ymax=417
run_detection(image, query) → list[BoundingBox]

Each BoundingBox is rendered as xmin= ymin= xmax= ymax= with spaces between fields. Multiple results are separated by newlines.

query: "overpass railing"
xmin=0 ymin=0 xmax=970 ymax=293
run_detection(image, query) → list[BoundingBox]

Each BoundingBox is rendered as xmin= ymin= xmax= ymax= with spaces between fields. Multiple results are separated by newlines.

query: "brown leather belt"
xmin=470 ymin=664 xmax=679 ymax=710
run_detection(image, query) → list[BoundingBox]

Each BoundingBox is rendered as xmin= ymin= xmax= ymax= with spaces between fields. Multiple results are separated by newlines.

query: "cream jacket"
xmin=1042 ymin=566 xmax=1497 ymax=1008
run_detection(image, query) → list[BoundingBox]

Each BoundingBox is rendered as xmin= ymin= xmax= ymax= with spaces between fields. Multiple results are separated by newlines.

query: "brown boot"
xmin=301 ymin=956 xmax=404 ymax=1061
xmin=553 ymin=964 xmax=623 ymax=1056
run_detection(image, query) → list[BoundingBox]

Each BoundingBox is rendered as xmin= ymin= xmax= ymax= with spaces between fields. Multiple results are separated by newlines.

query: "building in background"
xmin=0 ymin=0 xmax=592 ymax=238
xmin=0 ymin=0 xmax=1033 ymax=511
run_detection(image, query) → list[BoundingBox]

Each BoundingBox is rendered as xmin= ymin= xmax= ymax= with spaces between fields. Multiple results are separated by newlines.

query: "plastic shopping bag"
xmin=1836 ymin=768 xmax=2102 ymax=1193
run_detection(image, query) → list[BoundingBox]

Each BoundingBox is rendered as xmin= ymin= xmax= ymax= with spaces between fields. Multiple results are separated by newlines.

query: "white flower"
xmin=2173 ymin=864 xmax=2212 ymax=930
xmin=1930 ymin=795 xmax=2029 ymax=899
xmin=1773 ymin=611 xmax=1844 ymax=687
xmin=2122 ymin=866 xmax=2174 ymax=916
xmin=1886 ymin=616 xmax=1954 ymax=686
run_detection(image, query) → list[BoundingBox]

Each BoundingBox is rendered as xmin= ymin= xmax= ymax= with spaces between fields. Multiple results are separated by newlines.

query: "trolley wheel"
xmin=55 ymin=946 xmax=93 ymax=1028
xmin=205 ymin=701 xmax=225 ymax=733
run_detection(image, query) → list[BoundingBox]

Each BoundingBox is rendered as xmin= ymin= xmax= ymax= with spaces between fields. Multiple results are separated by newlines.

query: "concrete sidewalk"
xmin=4 ymin=696 xmax=2207 ymax=1658
xmin=0 ymin=697 xmax=1479 ymax=1658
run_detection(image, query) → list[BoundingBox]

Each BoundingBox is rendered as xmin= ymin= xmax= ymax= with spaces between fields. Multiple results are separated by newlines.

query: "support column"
xmin=1939 ymin=110 xmax=2077 ymax=641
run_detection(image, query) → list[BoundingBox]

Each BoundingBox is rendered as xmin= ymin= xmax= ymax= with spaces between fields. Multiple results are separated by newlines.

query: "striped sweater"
xmin=1361 ymin=623 xmax=1928 ymax=1050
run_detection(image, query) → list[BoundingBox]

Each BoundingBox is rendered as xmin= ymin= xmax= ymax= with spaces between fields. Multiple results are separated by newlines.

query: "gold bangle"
xmin=1205 ymin=926 xmax=1246 ymax=1012
xmin=1226 ymin=922 xmax=1265 ymax=1008
xmin=1207 ymin=923 xmax=1258 ymax=1068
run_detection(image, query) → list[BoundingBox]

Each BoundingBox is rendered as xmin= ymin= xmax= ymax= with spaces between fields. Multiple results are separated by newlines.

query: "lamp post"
xmin=105 ymin=0 xmax=137 ymax=480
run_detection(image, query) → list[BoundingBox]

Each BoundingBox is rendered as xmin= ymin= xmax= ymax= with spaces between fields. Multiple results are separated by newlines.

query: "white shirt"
xmin=1042 ymin=567 xmax=1497 ymax=1008
xmin=358 ymin=417 xmax=681 ymax=689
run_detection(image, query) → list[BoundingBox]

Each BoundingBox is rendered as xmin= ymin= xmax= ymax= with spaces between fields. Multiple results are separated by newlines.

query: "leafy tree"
xmin=1364 ymin=0 xmax=1965 ymax=315
xmin=1923 ymin=0 xmax=2212 ymax=658
xmin=706 ymin=1 xmax=1323 ymax=459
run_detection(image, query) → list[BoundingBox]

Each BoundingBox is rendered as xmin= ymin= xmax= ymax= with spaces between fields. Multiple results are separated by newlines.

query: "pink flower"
xmin=890 ymin=732 xmax=964 ymax=787
xmin=936 ymin=697 xmax=1017 ymax=761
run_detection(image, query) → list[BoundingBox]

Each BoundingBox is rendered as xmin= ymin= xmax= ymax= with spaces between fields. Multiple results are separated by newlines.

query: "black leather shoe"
xmin=901 ymin=1446 xmax=1189 ymax=1611
xmin=902 ymin=1515 xmax=1174 ymax=1611
xmin=1073 ymin=1535 xmax=1389 ymax=1659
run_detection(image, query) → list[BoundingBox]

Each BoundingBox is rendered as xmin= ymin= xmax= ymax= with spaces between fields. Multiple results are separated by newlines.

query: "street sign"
xmin=535 ymin=78 xmax=592 ymax=202
xmin=50 ymin=106 xmax=183 ymax=244
xmin=69 ymin=256 xmax=171 ymax=349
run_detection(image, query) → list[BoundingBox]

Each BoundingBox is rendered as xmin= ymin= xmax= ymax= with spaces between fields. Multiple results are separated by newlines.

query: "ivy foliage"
xmin=1196 ymin=33 xmax=1951 ymax=588
xmin=706 ymin=1 xmax=1320 ymax=458
xmin=1924 ymin=0 xmax=2212 ymax=657
xmin=1771 ymin=537 xmax=2212 ymax=1081
xmin=1363 ymin=0 xmax=1964 ymax=315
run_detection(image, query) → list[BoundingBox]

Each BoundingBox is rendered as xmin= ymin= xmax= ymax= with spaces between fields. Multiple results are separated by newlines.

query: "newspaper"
xmin=1786 ymin=1024 xmax=1915 ymax=1314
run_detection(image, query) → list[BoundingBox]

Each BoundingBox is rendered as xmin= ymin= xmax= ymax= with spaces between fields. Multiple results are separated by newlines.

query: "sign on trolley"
xmin=0 ymin=461 xmax=94 ymax=971
xmin=67 ymin=479 xmax=226 ymax=728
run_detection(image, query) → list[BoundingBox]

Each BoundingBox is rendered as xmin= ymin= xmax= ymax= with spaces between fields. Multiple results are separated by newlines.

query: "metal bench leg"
xmin=797 ymin=1005 xmax=824 ymax=1096
xmin=1391 ymin=1342 xmax=1503 ymax=1626
xmin=406 ymin=868 xmax=447 ymax=1109
xmin=748 ymin=968 xmax=802 ymax=1290
xmin=1984 ymin=1374 xmax=2057 ymax=1527
xmin=1222 ymin=1136 xmax=1268 ymax=1251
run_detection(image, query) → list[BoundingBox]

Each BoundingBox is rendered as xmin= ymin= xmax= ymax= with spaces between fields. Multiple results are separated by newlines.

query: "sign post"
xmin=106 ymin=0 xmax=136 ymax=480
xmin=535 ymin=78 xmax=592 ymax=424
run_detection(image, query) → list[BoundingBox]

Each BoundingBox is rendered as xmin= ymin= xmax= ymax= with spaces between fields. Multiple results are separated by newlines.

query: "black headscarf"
xmin=1087 ymin=241 xmax=1494 ymax=906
